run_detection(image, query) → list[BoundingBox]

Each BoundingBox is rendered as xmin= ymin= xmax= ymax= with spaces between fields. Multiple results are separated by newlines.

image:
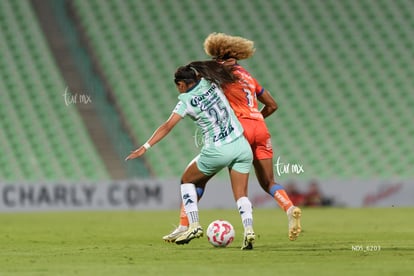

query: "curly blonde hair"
xmin=203 ymin=32 xmax=255 ymax=60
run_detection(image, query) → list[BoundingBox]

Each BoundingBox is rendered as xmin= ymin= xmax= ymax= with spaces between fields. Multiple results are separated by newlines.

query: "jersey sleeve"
xmin=253 ymin=77 xmax=265 ymax=97
xmin=173 ymin=101 xmax=187 ymax=117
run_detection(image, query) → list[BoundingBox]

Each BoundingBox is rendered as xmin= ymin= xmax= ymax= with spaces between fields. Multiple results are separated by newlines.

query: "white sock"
xmin=236 ymin=197 xmax=253 ymax=231
xmin=181 ymin=183 xmax=199 ymax=224
xmin=287 ymin=205 xmax=296 ymax=215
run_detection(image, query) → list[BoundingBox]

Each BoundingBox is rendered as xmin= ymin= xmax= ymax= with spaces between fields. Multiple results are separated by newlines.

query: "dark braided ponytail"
xmin=174 ymin=60 xmax=238 ymax=87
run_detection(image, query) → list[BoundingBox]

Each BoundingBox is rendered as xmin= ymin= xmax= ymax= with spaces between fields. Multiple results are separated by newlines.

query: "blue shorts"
xmin=195 ymin=136 xmax=253 ymax=175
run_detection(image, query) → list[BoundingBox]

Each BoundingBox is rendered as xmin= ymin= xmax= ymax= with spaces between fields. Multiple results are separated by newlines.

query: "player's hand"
xmin=125 ymin=147 xmax=146 ymax=161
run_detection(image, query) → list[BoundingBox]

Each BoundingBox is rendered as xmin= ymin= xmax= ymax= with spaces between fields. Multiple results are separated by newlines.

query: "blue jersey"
xmin=173 ymin=78 xmax=244 ymax=148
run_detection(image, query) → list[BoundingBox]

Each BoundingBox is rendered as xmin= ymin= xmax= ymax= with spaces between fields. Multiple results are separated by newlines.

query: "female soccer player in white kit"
xmin=126 ymin=60 xmax=256 ymax=249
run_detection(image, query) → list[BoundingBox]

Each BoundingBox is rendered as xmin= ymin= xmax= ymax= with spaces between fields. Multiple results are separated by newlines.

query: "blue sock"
xmin=196 ymin=187 xmax=204 ymax=198
xmin=269 ymin=184 xmax=285 ymax=197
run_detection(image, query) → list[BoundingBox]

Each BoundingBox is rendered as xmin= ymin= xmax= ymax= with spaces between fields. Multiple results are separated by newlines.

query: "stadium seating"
xmin=72 ymin=0 xmax=414 ymax=179
xmin=0 ymin=0 xmax=109 ymax=181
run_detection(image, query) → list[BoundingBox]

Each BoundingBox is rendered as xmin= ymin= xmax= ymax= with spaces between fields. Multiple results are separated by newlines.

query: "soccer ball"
xmin=206 ymin=220 xmax=235 ymax=247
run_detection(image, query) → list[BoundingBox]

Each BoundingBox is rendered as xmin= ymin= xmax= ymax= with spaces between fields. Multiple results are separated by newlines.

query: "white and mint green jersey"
xmin=173 ymin=78 xmax=244 ymax=147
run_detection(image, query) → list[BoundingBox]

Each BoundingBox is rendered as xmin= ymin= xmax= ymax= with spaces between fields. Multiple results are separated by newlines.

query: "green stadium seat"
xmin=71 ymin=0 xmax=414 ymax=180
xmin=0 ymin=0 xmax=110 ymax=181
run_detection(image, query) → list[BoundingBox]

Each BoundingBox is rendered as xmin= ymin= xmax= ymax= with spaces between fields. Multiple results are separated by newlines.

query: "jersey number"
xmin=208 ymin=100 xmax=229 ymax=125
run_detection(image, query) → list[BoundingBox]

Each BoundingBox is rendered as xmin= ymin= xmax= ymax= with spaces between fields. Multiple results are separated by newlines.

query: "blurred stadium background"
xmin=0 ymin=0 xmax=413 ymax=211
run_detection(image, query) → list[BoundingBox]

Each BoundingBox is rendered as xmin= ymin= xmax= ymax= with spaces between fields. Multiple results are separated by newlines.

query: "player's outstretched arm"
xmin=258 ymin=89 xmax=278 ymax=118
xmin=125 ymin=112 xmax=182 ymax=160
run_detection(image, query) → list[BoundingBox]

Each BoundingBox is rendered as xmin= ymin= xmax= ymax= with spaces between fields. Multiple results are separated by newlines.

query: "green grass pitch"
xmin=0 ymin=207 xmax=413 ymax=275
